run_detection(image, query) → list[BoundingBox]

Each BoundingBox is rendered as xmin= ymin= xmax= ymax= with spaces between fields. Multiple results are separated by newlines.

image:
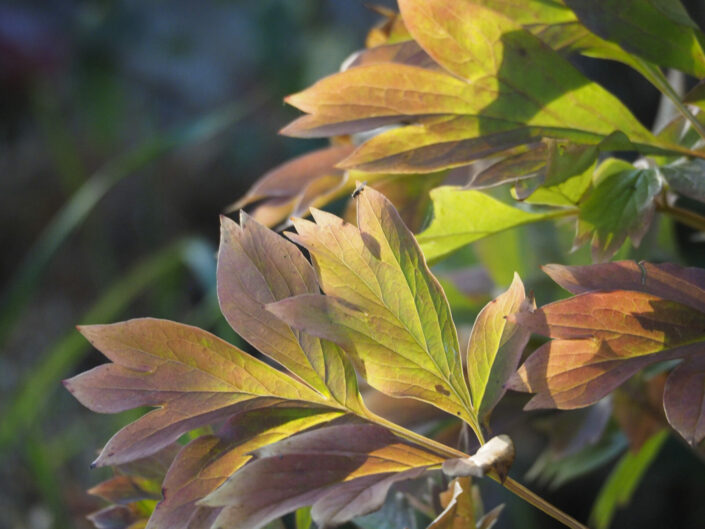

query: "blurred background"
xmin=1 ymin=1 xmax=704 ymax=529
xmin=0 ymin=1 xmax=394 ymax=527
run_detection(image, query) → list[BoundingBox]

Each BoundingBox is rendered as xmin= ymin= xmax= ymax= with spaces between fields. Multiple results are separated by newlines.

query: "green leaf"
xmin=576 ymin=159 xmax=662 ymax=262
xmin=64 ymin=319 xmax=328 ymax=466
xmin=564 ymin=0 xmax=705 ymax=78
xmin=660 ymin=158 xmax=705 ymax=204
xmin=396 ymin=0 xmax=656 ymax=141
xmin=281 ymin=0 xmax=675 ymax=174
xmin=467 ymin=274 xmax=534 ymax=425
xmin=589 ymin=430 xmax=668 ymax=529
xmin=267 ymin=187 xmax=477 ymax=430
xmin=416 ymin=187 xmax=570 ymax=263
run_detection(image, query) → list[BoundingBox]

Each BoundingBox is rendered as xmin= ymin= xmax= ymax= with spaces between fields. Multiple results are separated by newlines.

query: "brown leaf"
xmin=508 ymin=262 xmax=705 ymax=444
xmin=201 ymin=424 xmax=443 ymax=529
xmin=217 ymin=213 xmax=364 ymax=411
xmin=663 ymin=354 xmax=705 ymax=445
xmin=428 ymin=477 xmax=475 ymax=529
xmin=64 ymin=319 xmax=326 ymax=466
xmin=228 ymin=145 xmax=354 ymax=227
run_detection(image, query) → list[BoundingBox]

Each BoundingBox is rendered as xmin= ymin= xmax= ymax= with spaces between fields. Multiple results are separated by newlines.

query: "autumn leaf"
xmin=427 ymin=477 xmax=475 ymax=529
xmin=575 ymin=158 xmax=662 ymax=262
xmin=281 ymin=0 xmax=674 ymax=175
xmin=227 ymin=145 xmax=354 ymax=228
xmin=63 ymin=319 xmax=329 ymax=466
xmin=416 ymin=187 xmax=570 ymax=263
xmin=466 ymin=273 xmax=534 ymax=425
xmin=200 ymin=424 xmax=443 ymax=529
xmin=268 ymin=187 xmax=478 ymax=430
xmin=87 ymin=444 xmax=180 ymax=529
xmin=507 ymin=261 xmax=705 ymax=444
xmin=146 ymin=407 xmax=343 ymax=529
xmin=218 ymin=212 xmax=365 ymax=412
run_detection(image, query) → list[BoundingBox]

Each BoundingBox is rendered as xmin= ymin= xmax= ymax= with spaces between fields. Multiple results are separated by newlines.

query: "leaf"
xmin=268 ymin=187 xmax=477 ymax=427
xmin=428 ymin=477 xmax=475 ymax=529
xmin=563 ymin=0 xmax=705 ymax=78
xmin=508 ymin=261 xmax=705 ymax=444
xmin=218 ymin=213 xmax=364 ymax=412
xmin=227 ymin=145 xmax=354 ymax=228
xmin=416 ymin=187 xmax=568 ymax=263
xmin=397 ymin=0 xmax=652 ymax=141
xmin=660 ymin=158 xmax=705 ymax=204
xmin=201 ymin=424 xmax=443 ymax=529
xmin=466 ymin=273 xmax=534 ymax=425
xmin=542 ymin=260 xmax=705 ymax=314
xmin=477 ymin=504 xmax=505 ymax=529
xmin=146 ymin=407 xmax=343 ymax=529
xmin=663 ymin=354 xmax=705 ymax=445
xmin=281 ymin=0 xmax=668 ymax=172
xmin=588 ymin=430 xmax=668 ymax=529
xmin=345 ymin=40 xmax=439 ymax=71
xmin=612 ymin=376 xmax=668 ymax=451
xmin=64 ymin=319 xmax=327 ymax=466
xmin=575 ymin=159 xmax=662 ymax=262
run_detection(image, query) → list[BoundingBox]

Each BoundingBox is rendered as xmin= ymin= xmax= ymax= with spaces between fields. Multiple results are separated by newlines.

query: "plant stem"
xmin=637 ymin=58 xmax=705 ymax=143
xmin=658 ymin=202 xmax=705 ymax=232
xmin=367 ymin=412 xmax=588 ymax=529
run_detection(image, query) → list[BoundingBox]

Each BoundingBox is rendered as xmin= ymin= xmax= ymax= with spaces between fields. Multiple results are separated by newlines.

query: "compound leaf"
xmin=508 ymin=262 xmax=705 ymax=444
xmin=576 ymin=159 xmax=662 ymax=262
xmin=218 ymin=213 xmax=364 ymax=412
xmin=268 ymin=187 xmax=476 ymax=428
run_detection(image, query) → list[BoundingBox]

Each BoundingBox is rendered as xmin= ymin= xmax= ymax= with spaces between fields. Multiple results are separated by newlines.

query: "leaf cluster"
xmin=66 ymin=1 xmax=705 ymax=529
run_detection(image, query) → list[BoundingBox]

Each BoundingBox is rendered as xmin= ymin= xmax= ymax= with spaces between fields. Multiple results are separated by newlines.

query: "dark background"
xmin=1 ymin=1 xmax=704 ymax=529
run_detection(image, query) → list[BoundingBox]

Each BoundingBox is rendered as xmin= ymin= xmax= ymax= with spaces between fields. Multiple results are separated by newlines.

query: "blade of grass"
xmin=0 ymin=95 xmax=262 ymax=346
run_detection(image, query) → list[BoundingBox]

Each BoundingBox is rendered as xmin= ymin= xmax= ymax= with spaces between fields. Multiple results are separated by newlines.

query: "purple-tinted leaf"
xmin=64 ymin=319 xmax=326 ymax=466
xmin=663 ymin=354 xmax=705 ymax=445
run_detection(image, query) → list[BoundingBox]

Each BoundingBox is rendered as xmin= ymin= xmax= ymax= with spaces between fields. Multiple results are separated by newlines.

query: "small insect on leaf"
xmin=352 ymin=181 xmax=367 ymax=198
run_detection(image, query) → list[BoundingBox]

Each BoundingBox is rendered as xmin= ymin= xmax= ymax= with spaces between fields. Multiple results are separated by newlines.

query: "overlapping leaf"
xmin=563 ymin=0 xmax=705 ymax=78
xmin=146 ymin=407 xmax=343 ymax=529
xmin=416 ymin=187 xmax=569 ymax=263
xmin=268 ymin=187 xmax=477 ymax=428
xmin=218 ymin=212 xmax=364 ymax=412
xmin=507 ymin=261 xmax=705 ymax=444
xmin=227 ymin=145 xmax=354 ymax=228
xmin=201 ymin=424 xmax=443 ymax=529
xmin=428 ymin=478 xmax=475 ymax=529
xmin=575 ymin=159 xmax=662 ymax=262
xmin=87 ymin=444 xmax=180 ymax=529
xmin=282 ymin=0 xmax=666 ymax=175
xmin=64 ymin=319 xmax=328 ymax=466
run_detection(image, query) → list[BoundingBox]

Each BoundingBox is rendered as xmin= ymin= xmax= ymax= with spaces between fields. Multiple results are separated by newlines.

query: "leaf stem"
xmin=637 ymin=58 xmax=705 ymax=143
xmin=658 ymin=202 xmax=705 ymax=232
xmin=366 ymin=412 xmax=588 ymax=529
